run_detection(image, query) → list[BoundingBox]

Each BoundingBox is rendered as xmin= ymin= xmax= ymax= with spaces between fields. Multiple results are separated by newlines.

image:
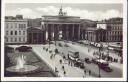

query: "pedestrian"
xmin=67 ymin=54 xmax=70 ymax=59
xmin=64 ymin=71 xmax=66 ymax=76
xmin=68 ymin=60 xmax=70 ymax=65
xmin=89 ymin=70 xmax=91 ymax=76
xmin=62 ymin=65 xmax=64 ymax=70
xmin=114 ymin=58 xmax=115 ymax=62
xmin=71 ymin=61 xmax=72 ymax=66
xmin=84 ymin=70 xmax=86 ymax=75
xmin=59 ymin=59 xmax=62 ymax=64
xmin=53 ymin=54 xmax=56 ymax=57
xmin=46 ymin=48 xmax=48 ymax=52
xmin=63 ymin=55 xmax=66 ymax=60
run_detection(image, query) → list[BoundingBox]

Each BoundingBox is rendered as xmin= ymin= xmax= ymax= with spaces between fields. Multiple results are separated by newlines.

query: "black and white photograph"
xmin=1 ymin=0 xmax=127 ymax=81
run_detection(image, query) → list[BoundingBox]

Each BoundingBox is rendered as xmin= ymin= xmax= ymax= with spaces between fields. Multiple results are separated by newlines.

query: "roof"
xmin=42 ymin=15 xmax=80 ymax=18
xmin=96 ymin=17 xmax=123 ymax=24
xmin=42 ymin=15 xmax=81 ymax=23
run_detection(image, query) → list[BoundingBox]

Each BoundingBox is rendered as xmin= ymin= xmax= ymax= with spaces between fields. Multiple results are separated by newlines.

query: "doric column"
xmin=77 ymin=24 xmax=80 ymax=40
xmin=48 ymin=24 xmax=52 ymax=41
xmin=66 ymin=24 xmax=69 ymax=40
xmin=72 ymin=24 xmax=74 ymax=40
xmin=31 ymin=33 xmax=33 ymax=44
xmin=37 ymin=33 xmax=39 ymax=44
xmin=52 ymin=24 xmax=54 ymax=40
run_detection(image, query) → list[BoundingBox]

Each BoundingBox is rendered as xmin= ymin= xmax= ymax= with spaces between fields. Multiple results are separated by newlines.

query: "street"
xmin=8 ymin=41 xmax=122 ymax=77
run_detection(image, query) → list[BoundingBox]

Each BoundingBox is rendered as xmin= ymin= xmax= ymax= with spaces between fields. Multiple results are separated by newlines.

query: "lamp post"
xmin=107 ymin=42 xmax=109 ymax=65
xmin=98 ymin=43 xmax=103 ymax=77
xmin=48 ymin=39 xmax=50 ymax=48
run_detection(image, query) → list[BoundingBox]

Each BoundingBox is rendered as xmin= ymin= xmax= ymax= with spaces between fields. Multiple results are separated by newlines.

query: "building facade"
xmin=80 ymin=19 xmax=96 ymax=40
xmin=5 ymin=15 xmax=28 ymax=44
xmin=27 ymin=27 xmax=46 ymax=44
xmin=85 ymin=28 xmax=107 ymax=42
xmin=106 ymin=17 xmax=123 ymax=42
xmin=84 ymin=17 xmax=123 ymax=42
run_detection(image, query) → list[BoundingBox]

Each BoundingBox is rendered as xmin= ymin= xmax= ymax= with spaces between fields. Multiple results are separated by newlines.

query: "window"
xmin=15 ymin=31 xmax=17 ymax=35
xmin=6 ymin=23 xmax=9 ymax=28
xmin=24 ymin=24 xmax=26 ymax=28
xmin=6 ymin=31 xmax=8 ymax=35
xmin=11 ymin=38 xmax=13 ymax=42
xmin=19 ymin=31 xmax=21 ymax=35
xmin=113 ymin=27 xmax=114 ymax=30
xmin=11 ymin=23 xmax=13 ymax=28
xmin=19 ymin=24 xmax=21 ymax=28
xmin=10 ymin=31 xmax=13 ymax=35
xmin=19 ymin=37 xmax=21 ymax=42
xmin=23 ymin=31 xmax=25 ymax=35
xmin=6 ymin=38 xmax=8 ymax=42
xmin=15 ymin=38 xmax=17 ymax=42
xmin=15 ymin=23 xmax=17 ymax=28
xmin=23 ymin=37 xmax=25 ymax=41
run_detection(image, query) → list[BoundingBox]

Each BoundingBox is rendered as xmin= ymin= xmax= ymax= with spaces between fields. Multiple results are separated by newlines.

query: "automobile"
xmin=16 ymin=46 xmax=32 ymax=52
xmin=64 ymin=44 xmax=69 ymax=47
xmin=74 ymin=60 xmax=85 ymax=69
xmin=58 ymin=43 xmax=63 ymax=47
xmin=85 ymin=58 xmax=91 ymax=64
xmin=80 ymin=63 xmax=85 ymax=69
xmin=100 ymin=66 xmax=112 ymax=72
xmin=92 ymin=59 xmax=108 ymax=67
xmin=91 ymin=58 xmax=99 ymax=64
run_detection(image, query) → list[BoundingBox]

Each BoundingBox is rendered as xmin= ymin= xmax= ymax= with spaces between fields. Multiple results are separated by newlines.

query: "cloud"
xmin=63 ymin=7 xmax=122 ymax=20
xmin=36 ymin=6 xmax=59 ymax=15
xmin=5 ymin=6 xmax=122 ymax=20
xmin=5 ymin=8 xmax=40 ymax=18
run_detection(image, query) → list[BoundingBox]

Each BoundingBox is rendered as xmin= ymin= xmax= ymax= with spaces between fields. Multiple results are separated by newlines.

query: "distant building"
xmin=80 ymin=19 xmax=96 ymax=40
xmin=85 ymin=28 xmax=107 ymax=42
xmin=27 ymin=27 xmax=46 ymax=44
xmin=5 ymin=15 xmax=28 ymax=44
xmin=84 ymin=17 xmax=123 ymax=42
xmin=106 ymin=17 xmax=123 ymax=42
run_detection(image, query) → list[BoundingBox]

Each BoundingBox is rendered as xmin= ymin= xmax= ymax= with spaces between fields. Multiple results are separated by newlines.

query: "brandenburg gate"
xmin=41 ymin=7 xmax=81 ymax=41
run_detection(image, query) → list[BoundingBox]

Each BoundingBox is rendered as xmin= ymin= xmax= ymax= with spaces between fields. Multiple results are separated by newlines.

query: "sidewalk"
xmin=31 ymin=45 xmax=93 ymax=77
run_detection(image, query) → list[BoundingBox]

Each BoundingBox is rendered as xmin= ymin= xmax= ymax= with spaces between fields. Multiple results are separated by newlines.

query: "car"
xmin=91 ymin=58 xmax=99 ymax=64
xmin=64 ymin=44 xmax=69 ymax=47
xmin=74 ymin=61 xmax=85 ymax=69
xmin=16 ymin=46 xmax=32 ymax=52
xmin=85 ymin=58 xmax=91 ymax=64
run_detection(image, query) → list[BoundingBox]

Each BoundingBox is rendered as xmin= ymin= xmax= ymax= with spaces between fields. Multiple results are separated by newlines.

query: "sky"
xmin=5 ymin=3 xmax=123 ymax=21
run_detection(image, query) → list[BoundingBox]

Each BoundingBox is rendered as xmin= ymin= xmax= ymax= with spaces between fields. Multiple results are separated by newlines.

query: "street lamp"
xmin=98 ymin=43 xmax=103 ymax=77
xmin=48 ymin=38 xmax=50 ymax=48
xmin=55 ymin=32 xmax=60 ymax=46
xmin=107 ymin=42 xmax=109 ymax=66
